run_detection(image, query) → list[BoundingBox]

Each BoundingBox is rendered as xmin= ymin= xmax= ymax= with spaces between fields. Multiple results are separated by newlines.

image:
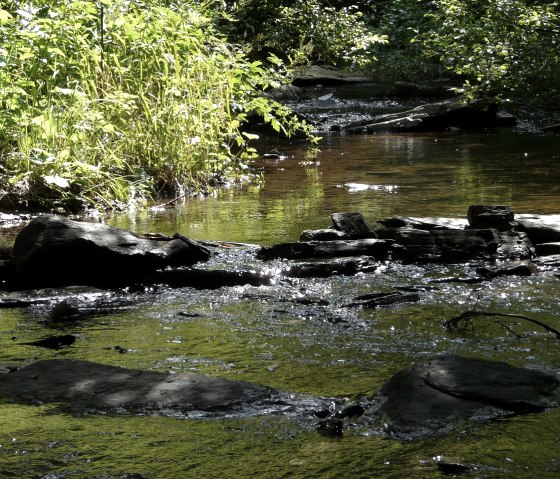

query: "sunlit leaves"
xmin=423 ymin=0 xmax=560 ymax=100
xmin=0 ymin=0 xmax=308 ymax=210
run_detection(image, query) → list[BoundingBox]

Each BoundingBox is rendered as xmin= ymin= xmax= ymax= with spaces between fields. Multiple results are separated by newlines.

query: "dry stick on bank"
xmin=444 ymin=311 xmax=560 ymax=340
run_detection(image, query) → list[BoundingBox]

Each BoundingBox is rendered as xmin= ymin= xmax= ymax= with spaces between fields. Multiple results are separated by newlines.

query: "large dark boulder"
xmin=10 ymin=215 xmax=211 ymax=289
xmin=0 ymin=359 xmax=275 ymax=415
xmin=375 ymin=355 xmax=559 ymax=439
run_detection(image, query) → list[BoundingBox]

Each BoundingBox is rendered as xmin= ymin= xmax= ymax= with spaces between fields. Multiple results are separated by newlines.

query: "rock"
xmin=432 ymin=229 xmax=500 ymax=261
xmin=9 ymin=215 xmax=211 ymax=289
xmin=497 ymin=231 xmax=534 ymax=260
xmin=146 ymin=267 xmax=273 ymax=289
xmin=334 ymin=403 xmax=365 ymax=419
xmin=388 ymin=229 xmax=440 ymax=262
xmin=300 ymin=229 xmax=349 ymax=241
xmin=292 ymin=65 xmax=372 ymax=86
xmin=467 ymin=205 xmax=515 ymax=231
xmin=23 ymin=334 xmax=76 ymax=350
xmin=345 ymin=291 xmax=420 ymax=308
xmin=535 ymin=242 xmax=560 ymax=256
xmin=515 ymin=214 xmax=560 ymax=244
xmin=284 ymin=258 xmax=377 ymax=278
xmin=436 ymin=460 xmax=471 ymax=475
xmin=378 ymin=216 xmax=468 ymax=231
xmin=476 ymin=262 xmax=538 ymax=279
xmin=388 ymin=229 xmax=499 ymax=262
xmin=256 ymin=239 xmax=392 ymax=261
xmin=317 ymin=417 xmax=344 ymax=438
xmin=342 ymin=98 xmax=514 ymax=133
xmin=375 ymin=355 xmax=559 ymax=438
xmin=0 ymin=359 xmax=275 ymax=414
xmin=331 ymin=212 xmax=377 ymax=238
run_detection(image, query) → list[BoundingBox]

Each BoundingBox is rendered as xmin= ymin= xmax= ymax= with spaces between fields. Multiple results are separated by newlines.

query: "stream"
xmin=1 ymin=128 xmax=560 ymax=478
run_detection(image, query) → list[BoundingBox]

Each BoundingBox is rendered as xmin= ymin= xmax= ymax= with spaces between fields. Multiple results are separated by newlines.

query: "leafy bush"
xmin=422 ymin=0 xmax=560 ymax=100
xmin=222 ymin=0 xmax=387 ymax=69
xmin=0 ymin=0 xmax=309 ymax=211
xmin=365 ymin=0 xmax=444 ymax=81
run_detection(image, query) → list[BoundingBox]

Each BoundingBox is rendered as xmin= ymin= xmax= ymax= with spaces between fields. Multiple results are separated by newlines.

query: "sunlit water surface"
xmin=1 ymin=131 xmax=560 ymax=478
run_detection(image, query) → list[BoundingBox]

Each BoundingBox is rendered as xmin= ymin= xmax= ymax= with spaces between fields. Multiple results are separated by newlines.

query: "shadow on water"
xmin=1 ymin=130 xmax=560 ymax=478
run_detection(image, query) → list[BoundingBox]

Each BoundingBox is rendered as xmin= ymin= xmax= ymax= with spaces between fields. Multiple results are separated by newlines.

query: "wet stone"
xmin=534 ymin=242 xmax=560 ymax=256
xmin=256 ymin=239 xmax=392 ymax=261
xmin=467 ymin=205 xmax=515 ymax=231
xmin=0 ymin=359 xmax=276 ymax=415
xmin=375 ymin=355 xmax=559 ymax=439
xmin=9 ymin=215 xmax=211 ymax=289
xmin=331 ymin=212 xmax=377 ymax=239
xmin=497 ymin=231 xmax=534 ymax=260
xmin=515 ymin=214 xmax=560 ymax=244
xmin=299 ymin=229 xmax=349 ymax=241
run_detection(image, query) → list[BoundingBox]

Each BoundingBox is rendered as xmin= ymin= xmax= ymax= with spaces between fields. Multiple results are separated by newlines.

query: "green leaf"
xmin=0 ymin=9 xmax=13 ymax=24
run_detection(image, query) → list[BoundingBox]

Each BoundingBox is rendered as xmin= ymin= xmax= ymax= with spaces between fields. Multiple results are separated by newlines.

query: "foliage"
xmin=0 ymin=0 xmax=312 ymax=211
xmin=422 ymin=0 xmax=560 ymax=101
xmin=222 ymin=1 xmax=387 ymax=69
xmin=366 ymin=0 xmax=444 ymax=81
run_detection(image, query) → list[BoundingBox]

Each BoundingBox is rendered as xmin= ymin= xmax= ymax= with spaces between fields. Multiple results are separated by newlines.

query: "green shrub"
xmin=222 ymin=0 xmax=387 ymax=69
xmin=0 ymin=0 xmax=309 ymax=211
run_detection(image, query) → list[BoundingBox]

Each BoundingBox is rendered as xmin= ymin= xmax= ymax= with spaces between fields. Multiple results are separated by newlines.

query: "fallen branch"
xmin=444 ymin=310 xmax=560 ymax=340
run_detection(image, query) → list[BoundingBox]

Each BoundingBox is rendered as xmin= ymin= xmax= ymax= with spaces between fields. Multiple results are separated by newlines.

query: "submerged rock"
xmin=375 ymin=355 xmax=559 ymax=439
xmin=9 ymin=215 xmax=211 ymax=289
xmin=344 ymin=290 xmax=420 ymax=308
xmin=0 ymin=359 xmax=275 ymax=415
xmin=146 ymin=267 xmax=273 ymax=289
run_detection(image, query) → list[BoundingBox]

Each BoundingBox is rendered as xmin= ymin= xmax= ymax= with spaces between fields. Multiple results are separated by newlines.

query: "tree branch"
xmin=444 ymin=310 xmax=560 ymax=339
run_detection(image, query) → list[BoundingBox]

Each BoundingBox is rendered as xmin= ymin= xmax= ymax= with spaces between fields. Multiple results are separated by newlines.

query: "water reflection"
xmin=2 ymin=130 xmax=560 ymax=478
xmin=109 ymin=131 xmax=560 ymax=245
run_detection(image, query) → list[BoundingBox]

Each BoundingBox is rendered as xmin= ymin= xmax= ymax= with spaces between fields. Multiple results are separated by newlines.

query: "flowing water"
xmin=1 ymin=130 xmax=560 ymax=478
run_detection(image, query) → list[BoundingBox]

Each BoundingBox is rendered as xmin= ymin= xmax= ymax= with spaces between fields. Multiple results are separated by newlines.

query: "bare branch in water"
xmin=444 ymin=311 xmax=560 ymax=340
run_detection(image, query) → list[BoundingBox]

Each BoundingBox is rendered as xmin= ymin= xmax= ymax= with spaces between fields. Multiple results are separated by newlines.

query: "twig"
xmin=444 ymin=310 xmax=560 ymax=339
xmin=494 ymin=320 xmax=523 ymax=339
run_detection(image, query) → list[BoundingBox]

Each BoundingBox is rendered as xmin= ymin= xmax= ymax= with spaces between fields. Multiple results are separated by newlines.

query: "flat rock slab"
xmin=342 ymin=98 xmax=511 ymax=133
xmin=256 ymin=239 xmax=392 ymax=261
xmin=376 ymin=355 xmax=558 ymax=438
xmin=378 ymin=216 xmax=468 ymax=230
xmin=0 ymin=359 xmax=274 ymax=414
xmin=515 ymin=214 xmax=560 ymax=244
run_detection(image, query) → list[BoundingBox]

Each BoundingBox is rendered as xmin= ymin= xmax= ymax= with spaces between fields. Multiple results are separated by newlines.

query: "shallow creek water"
xmin=1 ymin=131 xmax=560 ymax=478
